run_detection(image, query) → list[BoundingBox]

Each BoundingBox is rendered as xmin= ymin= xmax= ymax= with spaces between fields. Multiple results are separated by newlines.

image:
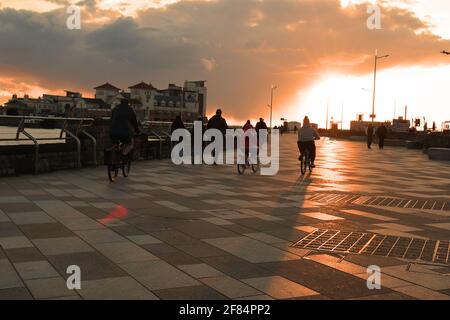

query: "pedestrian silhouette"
xmin=366 ymin=123 xmax=374 ymax=149
xmin=206 ymin=109 xmax=228 ymax=165
xmin=376 ymin=124 xmax=388 ymax=149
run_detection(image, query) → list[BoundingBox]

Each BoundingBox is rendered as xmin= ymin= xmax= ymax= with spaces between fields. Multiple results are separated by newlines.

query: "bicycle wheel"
xmin=108 ymin=165 xmax=119 ymax=182
xmin=300 ymin=155 xmax=307 ymax=175
xmin=237 ymin=164 xmax=246 ymax=175
xmin=251 ymin=160 xmax=259 ymax=173
xmin=122 ymin=160 xmax=131 ymax=177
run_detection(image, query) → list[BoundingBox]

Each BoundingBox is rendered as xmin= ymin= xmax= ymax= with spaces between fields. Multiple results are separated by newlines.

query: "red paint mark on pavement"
xmin=99 ymin=204 xmax=128 ymax=225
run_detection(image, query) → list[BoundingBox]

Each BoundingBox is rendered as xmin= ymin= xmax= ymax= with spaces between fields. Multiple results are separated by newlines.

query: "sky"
xmin=0 ymin=0 xmax=449 ymax=128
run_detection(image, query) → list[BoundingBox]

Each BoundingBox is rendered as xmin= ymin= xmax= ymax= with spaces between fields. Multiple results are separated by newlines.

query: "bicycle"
xmin=300 ymin=148 xmax=312 ymax=175
xmin=105 ymin=140 xmax=134 ymax=182
xmin=237 ymin=151 xmax=259 ymax=175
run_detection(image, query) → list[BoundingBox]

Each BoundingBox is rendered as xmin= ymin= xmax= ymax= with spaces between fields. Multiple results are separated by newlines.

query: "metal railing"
xmin=0 ymin=115 xmax=96 ymax=174
xmin=142 ymin=121 xmax=195 ymax=158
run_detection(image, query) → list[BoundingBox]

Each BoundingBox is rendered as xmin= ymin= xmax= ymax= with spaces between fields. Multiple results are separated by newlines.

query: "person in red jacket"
xmin=243 ymin=120 xmax=254 ymax=162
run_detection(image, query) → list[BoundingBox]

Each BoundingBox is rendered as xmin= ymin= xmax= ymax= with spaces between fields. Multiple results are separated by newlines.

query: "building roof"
xmin=94 ymin=83 xmax=121 ymax=91
xmin=129 ymin=82 xmax=156 ymax=90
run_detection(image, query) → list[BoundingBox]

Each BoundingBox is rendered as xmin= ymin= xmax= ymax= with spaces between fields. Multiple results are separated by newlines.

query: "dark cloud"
xmin=0 ymin=0 xmax=448 ymax=119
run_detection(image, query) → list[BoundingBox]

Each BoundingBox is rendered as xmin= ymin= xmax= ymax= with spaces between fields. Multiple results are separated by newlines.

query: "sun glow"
xmin=290 ymin=65 xmax=450 ymax=130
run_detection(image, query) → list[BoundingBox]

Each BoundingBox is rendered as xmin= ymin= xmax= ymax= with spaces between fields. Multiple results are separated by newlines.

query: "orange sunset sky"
xmin=0 ymin=0 xmax=450 ymax=128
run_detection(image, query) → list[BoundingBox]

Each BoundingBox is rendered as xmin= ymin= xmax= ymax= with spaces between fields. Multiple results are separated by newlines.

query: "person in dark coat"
xmin=206 ymin=109 xmax=228 ymax=164
xmin=207 ymin=109 xmax=228 ymax=134
xmin=110 ymin=99 xmax=139 ymax=145
xmin=366 ymin=123 xmax=374 ymax=149
xmin=171 ymin=115 xmax=185 ymax=134
xmin=376 ymin=124 xmax=388 ymax=149
xmin=255 ymin=118 xmax=268 ymax=134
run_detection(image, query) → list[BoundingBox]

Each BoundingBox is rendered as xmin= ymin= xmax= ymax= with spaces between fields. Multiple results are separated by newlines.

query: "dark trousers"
xmin=297 ymin=141 xmax=316 ymax=162
xmin=379 ymin=136 xmax=385 ymax=149
xmin=367 ymin=137 xmax=373 ymax=149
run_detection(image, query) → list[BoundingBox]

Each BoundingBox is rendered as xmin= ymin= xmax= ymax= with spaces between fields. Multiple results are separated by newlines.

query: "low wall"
xmin=424 ymin=133 xmax=450 ymax=149
xmin=0 ymin=143 xmax=78 ymax=175
xmin=0 ymin=118 xmax=172 ymax=177
xmin=326 ymin=130 xmax=449 ymax=150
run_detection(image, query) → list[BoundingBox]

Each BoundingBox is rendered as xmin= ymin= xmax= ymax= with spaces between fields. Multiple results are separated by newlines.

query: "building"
xmin=94 ymin=83 xmax=121 ymax=105
xmin=443 ymin=121 xmax=450 ymax=133
xmin=350 ymin=114 xmax=391 ymax=134
xmin=391 ymin=117 xmax=411 ymax=133
xmin=5 ymin=94 xmax=56 ymax=116
xmin=93 ymin=80 xmax=207 ymax=122
xmin=42 ymin=91 xmax=84 ymax=116
xmin=287 ymin=121 xmax=301 ymax=131
xmin=4 ymin=79 xmax=207 ymax=122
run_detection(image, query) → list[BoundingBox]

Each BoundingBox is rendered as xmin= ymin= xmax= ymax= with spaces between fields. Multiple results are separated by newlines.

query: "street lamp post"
xmin=371 ymin=52 xmax=389 ymax=123
xmin=268 ymin=85 xmax=278 ymax=131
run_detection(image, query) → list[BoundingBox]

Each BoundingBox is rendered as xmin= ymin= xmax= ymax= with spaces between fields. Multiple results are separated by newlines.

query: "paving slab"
xmin=242 ymin=276 xmax=319 ymax=299
xmin=204 ymin=236 xmax=300 ymax=263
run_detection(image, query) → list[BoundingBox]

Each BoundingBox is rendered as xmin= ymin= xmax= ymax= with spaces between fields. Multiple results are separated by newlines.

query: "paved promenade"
xmin=0 ymin=135 xmax=449 ymax=300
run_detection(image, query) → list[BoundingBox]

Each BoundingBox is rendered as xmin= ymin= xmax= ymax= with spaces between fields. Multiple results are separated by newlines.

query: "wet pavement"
xmin=0 ymin=134 xmax=449 ymax=300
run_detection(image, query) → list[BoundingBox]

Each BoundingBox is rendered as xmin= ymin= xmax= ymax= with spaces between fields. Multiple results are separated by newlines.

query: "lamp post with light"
xmin=371 ymin=52 xmax=389 ymax=123
xmin=268 ymin=85 xmax=278 ymax=131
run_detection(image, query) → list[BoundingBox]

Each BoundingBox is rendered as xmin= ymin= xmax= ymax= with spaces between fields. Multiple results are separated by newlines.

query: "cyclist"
xmin=242 ymin=120 xmax=254 ymax=162
xmin=297 ymin=116 xmax=320 ymax=168
xmin=109 ymin=99 xmax=140 ymax=155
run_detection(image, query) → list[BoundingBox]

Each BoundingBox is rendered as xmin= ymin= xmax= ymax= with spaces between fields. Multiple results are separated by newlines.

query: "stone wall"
xmin=0 ymin=118 xmax=172 ymax=177
xmin=0 ymin=143 xmax=78 ymax=176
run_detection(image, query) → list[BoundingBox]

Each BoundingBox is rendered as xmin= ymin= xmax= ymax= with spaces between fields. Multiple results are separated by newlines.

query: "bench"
xmin=428 ymin=148 xmax=450 ymax=161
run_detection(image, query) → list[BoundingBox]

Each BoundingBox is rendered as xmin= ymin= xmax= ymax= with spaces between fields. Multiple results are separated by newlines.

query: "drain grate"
xmin=308 ymin=193 xmax=450 ymax=212
xmin=293 ymin=229 xmax=450 ymax=265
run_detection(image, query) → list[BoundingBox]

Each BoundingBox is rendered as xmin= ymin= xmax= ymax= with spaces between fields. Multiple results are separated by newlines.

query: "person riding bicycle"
xmin=243 ymin=120 xmax=254 ymax=162
xmin=110 ymin=99 xmax=140 ymax=155
xmin=297 ymin=116 xmax=320 ymax=168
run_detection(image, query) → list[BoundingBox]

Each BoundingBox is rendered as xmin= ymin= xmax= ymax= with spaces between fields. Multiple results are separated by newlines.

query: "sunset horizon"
xmin=1 ymin=0 xmax=450 ymax=129
xmin=0 ymin=0 xmax=450 ymax=306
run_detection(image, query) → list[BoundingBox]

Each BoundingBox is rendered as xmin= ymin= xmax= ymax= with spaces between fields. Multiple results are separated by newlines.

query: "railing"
xmin=142 ymin=121 xmax=195 ymax=158
xmin=0 ymin=115 xmax=96 ymax=174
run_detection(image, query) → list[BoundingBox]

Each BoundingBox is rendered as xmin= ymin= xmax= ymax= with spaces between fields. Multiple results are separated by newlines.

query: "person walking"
xmin=207 ymin=109 xmax=228 ymax=134
xmin=366 ymin=123 xmax=374 ymax=149
xmin=207 ymin=109 xmax=228 ymax=164
xmin=255 ymin=118 xmax=268 ymax=135
xmin=376 ymin=124 xmax=388 ymax=149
